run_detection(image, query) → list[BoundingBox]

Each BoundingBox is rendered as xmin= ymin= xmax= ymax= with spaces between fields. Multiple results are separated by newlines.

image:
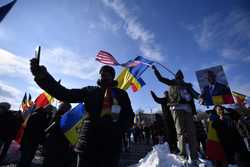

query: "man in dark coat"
xmin=150 ymin=90 xmax=178 ymax=153
xmin=30 ymin=58 xmax=134 ymax=167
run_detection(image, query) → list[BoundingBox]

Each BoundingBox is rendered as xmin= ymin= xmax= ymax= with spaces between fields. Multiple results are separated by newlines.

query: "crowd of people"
xmin=0 ymin=59 xmax=250 ymax=167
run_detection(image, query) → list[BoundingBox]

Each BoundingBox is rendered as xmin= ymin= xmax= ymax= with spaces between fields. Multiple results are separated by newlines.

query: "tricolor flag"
xmin=20 ymin=92 xmax=28 ymax=112
xmin=206 ymin=121 xmax=225 ymax=161
xmin=34 ymin=92 xmax=54 ymax=109
xmin=27 ymin=93 xmax=34 ymax=108
xmin=96 ymin=50 xmax=119 ymax=65
xmin=0 ymin=0 xmax=17 ymax=23
xmin=60 ymin=103 xmax=85 ymax=144
xmin=232 ymin=91 xmax=247 ymax=107
xmin=131 ymin=77 xmax=145 ymax=92
xmin=116 ymin=56 xmax=154 ymax=92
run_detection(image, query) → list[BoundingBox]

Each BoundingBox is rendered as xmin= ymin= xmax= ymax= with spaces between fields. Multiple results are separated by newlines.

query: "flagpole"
xmin=155 ymin=62 xmax=175 ymax=76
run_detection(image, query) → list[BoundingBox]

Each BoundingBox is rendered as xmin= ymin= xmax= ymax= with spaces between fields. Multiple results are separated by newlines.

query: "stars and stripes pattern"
xmin=96 ymin=50 xmax=119 ymax=65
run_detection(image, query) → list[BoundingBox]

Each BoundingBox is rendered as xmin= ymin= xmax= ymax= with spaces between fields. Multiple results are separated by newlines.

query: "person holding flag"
xmin=43 ymin=102 xmax=74 ymax=167
xmin=30 ymin=57 xmax=134 ymax=167
xmin=151 ymin=65 xmax=200 ymax=166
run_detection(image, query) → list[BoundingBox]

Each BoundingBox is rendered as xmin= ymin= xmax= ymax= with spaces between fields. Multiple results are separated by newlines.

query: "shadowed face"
xmin=100 ymin=71 xmax=114 ymax=87
xmin=207 ymin=71 xmax=216 ymax=84
xmin=175 ymin=70 xmax=184 ymax=81
xmin=99 ymin=65 xmax=115 ymax=87
xmin=215 ymin=105 xmax=224 ymax=116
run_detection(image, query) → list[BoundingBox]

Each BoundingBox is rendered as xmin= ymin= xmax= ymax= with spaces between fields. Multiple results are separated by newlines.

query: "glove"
xmin=30 ymin=58 xmax=41 ymax=76
xmin=152 ymin=65 xmax=157 ymax=71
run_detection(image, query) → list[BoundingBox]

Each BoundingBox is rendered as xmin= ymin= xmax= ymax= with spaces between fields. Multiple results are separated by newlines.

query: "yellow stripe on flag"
xmin=116 ymin=68 xmax=133 ymax=90
xmin=64 ymin=119 xmax=83 ymax=145
xmin=212 ymin=95 xmax=224 ymax=105
xmin=207 ymin=122 xmax=220 ymax=142
xmin=44 ymin=92 xmax=54 ymax=103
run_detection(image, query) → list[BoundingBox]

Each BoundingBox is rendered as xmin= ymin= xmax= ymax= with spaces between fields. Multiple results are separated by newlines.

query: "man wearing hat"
xmin=30 ymin=58 xmax=134 ymax=167
xmin=152 ymin=65 xmax=200 ymax=165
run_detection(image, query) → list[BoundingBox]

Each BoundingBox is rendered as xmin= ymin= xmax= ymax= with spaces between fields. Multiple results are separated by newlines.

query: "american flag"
xmin=96 ymin=50 xmax=119 ymax=65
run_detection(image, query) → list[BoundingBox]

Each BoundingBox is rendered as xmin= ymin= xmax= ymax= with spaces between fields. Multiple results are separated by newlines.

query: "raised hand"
xmin=152 ymin=65 xmax=157 ymax=71
xmin=150 ymin=90 xmax=156 ymax=96
xmin=30 ymin=58 xmax=40 ymax=76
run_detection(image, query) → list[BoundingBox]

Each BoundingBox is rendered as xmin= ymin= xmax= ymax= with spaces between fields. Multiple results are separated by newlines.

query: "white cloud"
xmin=27 ymin=85 xmax=42 ymax=96
xmin=101 ymin=0 xmax=164 ymax=61
xmin=43 ymin=47 xmax=101 ymax=80
xmin=191 ymin=10 xmax=250 ymax=62
xmin=0 ymin=81 xmax=22 ymax=110
xmin=0 ymin=47 xmax=101 ymax=81
xmin=231 ymin=82 xmax=250 ymax=97
xmin=0 ymin=48 xmax=30 ymax=78
xmin=100 ymin=15 xmax=122 ymax=32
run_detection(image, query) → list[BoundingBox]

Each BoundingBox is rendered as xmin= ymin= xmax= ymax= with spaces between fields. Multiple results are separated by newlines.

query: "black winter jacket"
xmin=33 ymin=67 xmax=134 ymax=154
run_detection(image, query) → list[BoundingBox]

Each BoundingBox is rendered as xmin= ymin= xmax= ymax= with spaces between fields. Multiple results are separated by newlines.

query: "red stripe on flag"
xmin=34 ymin=92 xmax=51 ymax=108
xmin=96 ymin=50 xmax=119 ymax=65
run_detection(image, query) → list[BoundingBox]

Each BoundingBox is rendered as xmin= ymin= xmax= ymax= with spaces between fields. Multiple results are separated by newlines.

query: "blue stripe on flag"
xmin=60 ymin=103 xmax=85 ymax=133
xmin=129 ymin=56 xmax=154 ymax=78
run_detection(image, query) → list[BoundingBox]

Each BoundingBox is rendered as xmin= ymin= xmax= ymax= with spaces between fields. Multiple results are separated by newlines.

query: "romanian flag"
xmin=232 ymin=91 xmax=246 ymax=107
xmin=27 ymin=93 xmax=34 ymax=108
xmin=0 ymin=0 xmax=17 ymax=23
xmin=206 ymin=121 xmax=225 ymax=161
xmin=131 ymin=77 xmax=145 ymax=92
xmin=20 ymin=92 xmax=28 ymax=112
xmin=116 ymin=56 xmax=154 ymax=92
xmin=60 ymin=103 xmax=85 ymax=144
xmin=34 ymin=92 xmax=54 ymax=109
xmin=212 ymin=94 xmax=234 ymax=105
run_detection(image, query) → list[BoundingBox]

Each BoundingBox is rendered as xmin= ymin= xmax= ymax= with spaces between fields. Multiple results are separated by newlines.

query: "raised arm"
xmin=150 ymin=91 xmax=166 ymax=104
xmin=30 ymin=58 xmax=87 ymax=103
xmin=152 ymin=65 xmax=176 ymax=86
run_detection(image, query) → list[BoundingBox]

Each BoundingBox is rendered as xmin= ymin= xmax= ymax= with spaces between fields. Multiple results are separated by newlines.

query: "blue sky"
xmin=0 ymin=0 xmax=250 ymax=111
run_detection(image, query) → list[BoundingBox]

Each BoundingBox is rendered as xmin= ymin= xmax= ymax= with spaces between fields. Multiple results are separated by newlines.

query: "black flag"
xmin=0 ymin=0 xmax=17 ymax=23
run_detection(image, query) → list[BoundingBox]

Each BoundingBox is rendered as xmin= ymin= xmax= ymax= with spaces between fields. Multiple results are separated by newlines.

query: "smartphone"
xmin=35 ymin=46 xmax=41 ymax=65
